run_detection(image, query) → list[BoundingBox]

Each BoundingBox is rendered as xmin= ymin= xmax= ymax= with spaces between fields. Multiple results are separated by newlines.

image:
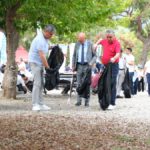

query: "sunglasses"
xmin=107 ymin=36 xmax=113 ymax=39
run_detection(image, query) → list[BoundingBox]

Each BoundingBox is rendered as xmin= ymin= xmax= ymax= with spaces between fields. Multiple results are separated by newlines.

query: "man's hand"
xmin=110 ymin=57 xmax=115 ymax=63
xmin=72 ymin=67 xmax=75 ymax=72
xmin=89 ymin=63 xmax=92 ymax=66
xmin=93 ymin=44 xmax=98 ymax=51
xmin=28 ymin=90 xmax=32 ymax=93
xmin=49 ymin=45 xmax=56 ymax=50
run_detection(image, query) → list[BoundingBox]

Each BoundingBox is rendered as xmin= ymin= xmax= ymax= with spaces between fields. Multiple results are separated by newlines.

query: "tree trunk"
xmin=2 ymin=9 xmax=18 ymax=99
xmin=138 ymin=40 xmax=150 ymax=66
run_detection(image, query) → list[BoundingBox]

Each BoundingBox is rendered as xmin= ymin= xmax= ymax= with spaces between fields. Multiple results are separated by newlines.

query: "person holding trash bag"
xmin=126 ymin=48 xmax=135 ymax=96
xmin=28 ymin=24 xmax=56 ymax=111
xmin=93 ymin=30 xmax=120 ymax=110
xmin=72 ymin=32 xmax=97 ymax=107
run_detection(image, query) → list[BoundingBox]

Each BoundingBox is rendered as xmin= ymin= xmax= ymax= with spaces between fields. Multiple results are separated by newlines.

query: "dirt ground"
xmin=0 ymin=90 xmax=150 ymax=150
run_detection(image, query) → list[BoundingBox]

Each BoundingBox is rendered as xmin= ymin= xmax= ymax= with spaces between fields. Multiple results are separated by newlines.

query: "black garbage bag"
xmin=76 ymin=66 xmax=91 ymax=99
xmin=122 ymin=68 xmax=131 ymax=98
xmin=98 ymin=63 xmax=114 ymax=110
xmin=44 ymin=46 xmax=64 ymax=91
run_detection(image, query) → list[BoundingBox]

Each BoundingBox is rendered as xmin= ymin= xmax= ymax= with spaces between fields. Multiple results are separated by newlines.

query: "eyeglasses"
xmin=107 ymin=36 xmax=113 ymax=39
xmin=78 ymin=40 xmax=84 ymax=43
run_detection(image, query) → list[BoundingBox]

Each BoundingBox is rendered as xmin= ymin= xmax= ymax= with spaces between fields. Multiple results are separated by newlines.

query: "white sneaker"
xmin=107 ymin=105 xmax=114 ymax=110
xmin=114 ymin=105 xmax=116 ymax=109
xmin=40 ymin=105 xmax=51 ymax=110
xmin=32 ymin=105 xmax=40 ymax=111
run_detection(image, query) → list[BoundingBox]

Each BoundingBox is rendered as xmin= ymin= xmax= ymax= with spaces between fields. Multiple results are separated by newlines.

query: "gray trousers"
xmin=144 ymin=76 xmax=148 ymax=91
xmin=117 ymin=70 xmax=125 ymax=96
xmin=76 ymin=64 xmax=91 ymax=104
xmin=29 ymin=62 xmax=44 ymax=106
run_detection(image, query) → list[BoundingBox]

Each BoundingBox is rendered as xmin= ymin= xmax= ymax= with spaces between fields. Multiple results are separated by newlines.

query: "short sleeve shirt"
xmin=17 ymin=75 xmax=25 ymax=86
xmin=126 ymin=54 xmax=135 ymax=72
xmin=18 ymin=62 xmax=26 ymax=75
xmin=94 ymin=62 xmax=104 ymax=74
xmin=100 ymin=39 xmax=120 ymax=65
xmin=28 ymin=33 xmax=49 ymax=65
xmin=145 ymin=60 xmax=150 ymax=73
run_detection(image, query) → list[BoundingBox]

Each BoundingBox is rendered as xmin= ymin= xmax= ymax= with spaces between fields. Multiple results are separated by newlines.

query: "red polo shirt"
xmin=100 ymin=39 xmax=120 ymax=65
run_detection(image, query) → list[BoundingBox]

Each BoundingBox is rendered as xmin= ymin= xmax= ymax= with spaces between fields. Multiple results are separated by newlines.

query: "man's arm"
xmin=39 ymin=51 xmax=50 ymax=69
xmin=23 ymin=85 xmax=31 ymax=93
xmin=93 ymin=39 xmax=102 ymax=51
xmin=72 ymin=44 xmax=77 ymax=72
xmin=128 ymin=61 xmax=134 ymax=66
xmin=18 ymin=66 xmax=25 ymax=71
xmin=90 ymin=43 xmax=97 ymax=65
xmin=143 ymin=67 xmax=147 ymax=77
xmin=110 ymin=53 xmax=120 ymax=63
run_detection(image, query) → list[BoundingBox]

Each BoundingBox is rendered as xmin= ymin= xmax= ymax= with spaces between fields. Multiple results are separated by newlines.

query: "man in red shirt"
xmin=93 ymin=30 xmax=120 ymax=110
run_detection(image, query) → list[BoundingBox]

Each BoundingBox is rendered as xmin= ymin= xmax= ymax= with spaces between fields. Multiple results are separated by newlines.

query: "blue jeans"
xmin=146 ymin=73 xmax=150 ymax=95
xmin=129 ymin=72 xmax=134 ymax=95
xmin=134 ymin=78 xmax=138 ymax=95
xmin=111 ymin=63 xmax=119 ymax=105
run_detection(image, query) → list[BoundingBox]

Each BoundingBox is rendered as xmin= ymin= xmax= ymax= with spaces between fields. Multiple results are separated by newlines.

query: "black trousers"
xmin=59 ymin=80 xmax=70 ymax=94
xmin=17 ymin=84 xmax=27 ymax=94
xmin=138 ymin=77 xmax=144 ymax=92
xmin=26 ymin=81 xmax=33 ymax=92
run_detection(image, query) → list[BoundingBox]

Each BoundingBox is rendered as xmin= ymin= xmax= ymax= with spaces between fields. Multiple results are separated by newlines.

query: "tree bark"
xmin=138 ymin=40 xmax=150 ymax=66
xmin=2 ymin=8 xmax=19 ymax=99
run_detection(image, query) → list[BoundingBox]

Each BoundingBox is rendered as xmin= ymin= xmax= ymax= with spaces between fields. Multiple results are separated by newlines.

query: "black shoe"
xmin=75 ymin=102 xmax=81 ymax=106
xmin=116 ymin=95 xmax=123 ymax=98
xmin=85 ymin=103 xmax=89 ymax=107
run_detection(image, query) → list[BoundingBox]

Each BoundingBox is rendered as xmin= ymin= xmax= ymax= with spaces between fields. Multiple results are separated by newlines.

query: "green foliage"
xmin=0 ymin=0 xmax=130 ymax=39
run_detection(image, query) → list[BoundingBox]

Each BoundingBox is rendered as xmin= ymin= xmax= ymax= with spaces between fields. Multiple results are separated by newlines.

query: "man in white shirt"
xmin=116 ymin=50 xmax=126 ymax=98
xmin=126 ymin=48 xmax=135 ymax=96
xmin=18 ymin=58 xmax=26 ymax=75
xmin=143 ymin=60 xmax=150 ymax=96
xmin=17 ymin=75 xmax=31 ymax=94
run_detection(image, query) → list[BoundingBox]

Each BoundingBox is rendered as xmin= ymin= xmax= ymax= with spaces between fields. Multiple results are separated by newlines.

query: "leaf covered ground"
xmin=0 ymin=114 xmax=150 ymax=150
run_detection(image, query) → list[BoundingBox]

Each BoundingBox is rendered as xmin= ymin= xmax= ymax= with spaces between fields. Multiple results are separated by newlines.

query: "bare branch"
xmin=109 ymin=14 xmax=126 ymax=18
xmin=137 ymin=1 xmax=150 ymax=20
xmin=136 ymin=20 xmax=146 ymax=43
xmin=145 ymin=21 xmax=150 ymax=30
xmin=130 ymin=8 xmax=134 ymax=16
xmin=148 ymin=32 xmax=150 ymax=39
xmin=15 ymin=15 xmax=30 ymax=18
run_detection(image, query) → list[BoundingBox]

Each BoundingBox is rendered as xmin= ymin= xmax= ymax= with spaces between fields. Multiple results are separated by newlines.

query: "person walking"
xmin=72 ymin=32 xmax=97 ymax=107
xmin=93 ymin=30 xmax=120 ymax=110
xmin=28 ymin=24 xmax=56 ymax=111
xmin=143 ymin=60 xmax=150 ymax=96
xmin=116 ymin=49 xmax=126 ymax=98
xmin=133 ymin=66 xmax=139 ymax=95
xmin=126 ymin=48 xmax=135 ymax=96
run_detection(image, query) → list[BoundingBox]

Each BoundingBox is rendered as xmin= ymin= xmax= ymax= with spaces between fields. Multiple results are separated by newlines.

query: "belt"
xmin=77 ymin=62 xmax=88 ymax=65
xmin=119 ymin=69 xmax=125 ymax=70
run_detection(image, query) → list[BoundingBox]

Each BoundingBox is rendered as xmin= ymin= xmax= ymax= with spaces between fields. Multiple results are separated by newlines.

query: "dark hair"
xmin=127 ymin=48 xmax=132 ymax=52
xmin=68 ymin=62 xmax=70 ymax=66
xmin=121 ymin=49 xmax=123 ymax=53
xmin=20 ymin=74 xmax=25 ymax=78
